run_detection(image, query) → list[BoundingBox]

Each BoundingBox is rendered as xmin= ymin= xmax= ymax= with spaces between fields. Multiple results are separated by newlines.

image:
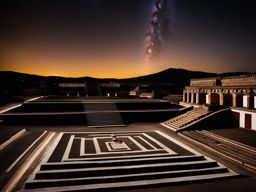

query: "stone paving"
xmin=0 ymin=97 xmax=255 ymax=191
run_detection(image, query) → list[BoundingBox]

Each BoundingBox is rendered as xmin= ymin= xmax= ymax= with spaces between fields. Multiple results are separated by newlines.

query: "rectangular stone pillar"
xmin=243 ymin=95 xmax=247 ymax=108
xmin=254 ymin=96 xmax=256 ymax=109
xmin=183 ymin=91 xmax=186 ymax=102
xmin=187 ymin=92 xmax=190 ymax=103
xmin=219 ymin=93 xmax=224 ymax=106
xmin=243 ymin=95 xmax=250 ymax=109
xmin=196 ymin=93 xmax=200 ymax=104
xmin=191 ymin=93 xmax=194 ymax=103
xmin=206 ymin=93 xmax=211 ymax=105
xmin=232 ymin=93 xmax=237 ymax=107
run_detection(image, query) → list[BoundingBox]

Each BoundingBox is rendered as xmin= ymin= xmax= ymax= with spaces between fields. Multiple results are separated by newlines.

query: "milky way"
xmin=145 ymin=0 xmax=173 ymax=61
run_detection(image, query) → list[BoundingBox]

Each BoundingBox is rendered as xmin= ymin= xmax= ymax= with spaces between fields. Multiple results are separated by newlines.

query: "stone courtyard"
xmin=0 ymin=96 xmax=256 ymax=192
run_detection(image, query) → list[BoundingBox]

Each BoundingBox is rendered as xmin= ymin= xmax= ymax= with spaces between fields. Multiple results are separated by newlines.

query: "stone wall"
xmin=221 ymin=75 xmax=256 ymax=86
xmin=59 ymin=83 xmax=86 ymax=88
xmin=190 ymin=78 xmax=219 ymax=87
xmin=231 ymin=108 xmax=256 ymax=130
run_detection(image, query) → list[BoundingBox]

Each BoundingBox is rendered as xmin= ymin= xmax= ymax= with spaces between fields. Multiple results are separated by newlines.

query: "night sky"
xmin=0 ymin=0 xmax=256 ymax=78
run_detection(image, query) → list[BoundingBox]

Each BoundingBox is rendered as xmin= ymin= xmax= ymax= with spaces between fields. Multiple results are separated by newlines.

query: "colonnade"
xmin=183 ymin=89 xmax=256 ymax=109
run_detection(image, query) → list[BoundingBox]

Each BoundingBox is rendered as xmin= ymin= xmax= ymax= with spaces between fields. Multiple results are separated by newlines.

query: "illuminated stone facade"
xmin=183 ymin=75 xmax=256 ymax=109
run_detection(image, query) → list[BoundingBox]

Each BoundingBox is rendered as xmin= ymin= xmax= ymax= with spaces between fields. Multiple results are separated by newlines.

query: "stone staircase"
xmin=24 ymin=154 xmax=237 ymax=191
xmin=84 ymin=103 xmax=125 ymax=127
xmin=85 ymin=81 xmax=102 ymax=96
xmin=161 ymin=107 xmax=209 ymax=132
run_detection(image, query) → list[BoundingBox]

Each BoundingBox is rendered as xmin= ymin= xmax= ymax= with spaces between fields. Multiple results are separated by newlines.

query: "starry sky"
xmin=0 ymin=0 xmax=256 ymax=78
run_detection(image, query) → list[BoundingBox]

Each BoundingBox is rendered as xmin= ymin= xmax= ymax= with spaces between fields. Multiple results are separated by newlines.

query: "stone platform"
xmin=23 ymin=130 xmax=237 ymax=191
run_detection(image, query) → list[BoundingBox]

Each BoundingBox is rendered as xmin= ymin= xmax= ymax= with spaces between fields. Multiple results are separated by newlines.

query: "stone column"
xmin=219 ymin=92 xmax=224 ymax=106
xmin=196 ymin=92 xmax=200 ymax=104
xmin=206 ymin=93 xmax=211 ymax=105
xmin=187 ymin=92 xmax=190 ymax=103
xmin=191 ymin=93 xmax=194 ymax=103
xmin=232 ymin=93 xmax=237 ymax=107
xmin=243 ymin=94 xmax=251 ymax=109
xmin=254 ymin=95 xmax=256 ymax=109
xmin=183 ymin=91 xmax=186 ymax=102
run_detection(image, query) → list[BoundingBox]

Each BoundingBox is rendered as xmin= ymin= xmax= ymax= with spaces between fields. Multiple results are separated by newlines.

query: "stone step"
xmin=83 ymin=103 xmax=117 ymax=111
xmin=84 ymin=103 xmax=125 ymax=127
xmin=25 ymin=167 xmax=229 ymax=189
xmin=64 ymin=153 xmax=177 ymax=161
xmin=86 ymin=113 xmax=124 ymax=125
xmin=41 ymin=155 xmax=206 ymax=170
xmin=35 ymin=160 xmax=219 ymax=179
xmin=162 ymin=111 xmax=208 ymax=131
xmin=25 ymin=172 xmax=237 ymax=191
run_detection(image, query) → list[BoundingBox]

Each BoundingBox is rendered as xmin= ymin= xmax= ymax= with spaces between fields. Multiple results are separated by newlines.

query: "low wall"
xmin=0 ymin=108 xmax=189 ymax=125
xmin=231 ymin=108 xmax=256 ymax=130
xmin=8 ymin=101 xmax=181 ymax=113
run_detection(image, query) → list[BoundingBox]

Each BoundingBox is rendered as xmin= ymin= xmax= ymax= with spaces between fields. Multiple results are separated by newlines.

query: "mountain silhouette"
xmin=0 ymin=68 xmax=253 ymax=96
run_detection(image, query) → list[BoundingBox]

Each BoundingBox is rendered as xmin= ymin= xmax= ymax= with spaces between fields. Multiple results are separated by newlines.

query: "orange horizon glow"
xmin=1 ymin=36 xmax=253 ymax=78
xmin=0 ymin=54 xmax=246 ymax=79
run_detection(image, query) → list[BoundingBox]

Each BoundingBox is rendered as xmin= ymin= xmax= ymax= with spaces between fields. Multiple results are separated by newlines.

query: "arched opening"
xmin=184 ymin=92 xmax=187 ymax=102
xmin=223 ymin=94 xmax=233 ymax=106
xmin=188 ymin=93 xmax=191 ymax=103
xmin=249 ymin=95 xmax=254 ymax=109
xmin=199 ymin=93 xmax=206 ymax=104
xmin=211 ymin=93 xmax=219 ymax=105
xmin=192 ymin=93 xmax=196 ymax=103
xmin=236 ymin=94 xmax=243 ymax=107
